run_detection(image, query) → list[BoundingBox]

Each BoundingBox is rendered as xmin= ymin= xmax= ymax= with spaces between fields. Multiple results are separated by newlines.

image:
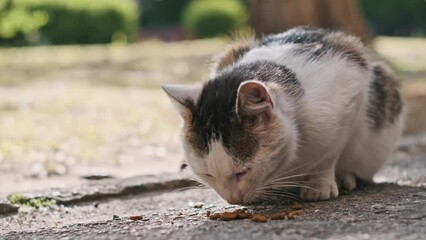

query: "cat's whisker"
xmin=258 ymin=182 xmax=319 ymax=192
xmin=263 ymin=189 xmax=300 ymax=197
xmin=259 ymin=191 xmax=301 ymax=202
xmin=252 ymin=184 xmax=302 ymax=201
xmin=273 ymin=157 xmax=321 ymax=177
xmin=265 ymin=165 xmax=334 ymax=188
xmin=266 ymin=170 xmax=327 ymax=184
xmin=257 ymin=181 xmax=310 ymax=190
xmin=270 ymin=163 xmax=333 ymax=181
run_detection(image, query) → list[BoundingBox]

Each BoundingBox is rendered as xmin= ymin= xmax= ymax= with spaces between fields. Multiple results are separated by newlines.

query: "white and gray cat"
xmin=163 ymin=27 xmax=403 ymax=204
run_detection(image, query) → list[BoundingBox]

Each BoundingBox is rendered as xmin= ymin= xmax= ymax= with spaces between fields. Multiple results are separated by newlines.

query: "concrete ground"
xmin=0 ymin=136 xmax=425 ymax=240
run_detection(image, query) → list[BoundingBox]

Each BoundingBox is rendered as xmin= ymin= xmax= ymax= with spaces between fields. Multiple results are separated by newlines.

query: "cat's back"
xmin=241 ymin=26 xmax=368 ymax=77
xmin=211 ymin=26 xmax=402 ymax=132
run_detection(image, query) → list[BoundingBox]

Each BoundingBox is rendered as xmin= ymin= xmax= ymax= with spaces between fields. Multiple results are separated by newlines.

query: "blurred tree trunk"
xmin=248 ymin=0 xmax=370 ymax=40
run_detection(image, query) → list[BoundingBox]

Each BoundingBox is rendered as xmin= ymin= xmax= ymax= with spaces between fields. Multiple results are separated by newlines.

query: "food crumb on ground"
xmin=219 ymin=211 xmax=239 ymax=221
xmin=291 ymin=204 xmax=303 ymax=210
xmin=251 ymin=214 xmax=268 ymax=222
xmin=129 ymin=215 xmax=143 ymax=221
xmin=270 ymin=212 xmax=286 ymax=220
xmin=208 ymin=212 xmax=221 ymax=220
xmin=291 ymin=210 xmax=302 ymax=216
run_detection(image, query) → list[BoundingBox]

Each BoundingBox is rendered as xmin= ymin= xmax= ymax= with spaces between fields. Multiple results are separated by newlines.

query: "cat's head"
xmin=163 ymin=62 xmax=300 ymax=204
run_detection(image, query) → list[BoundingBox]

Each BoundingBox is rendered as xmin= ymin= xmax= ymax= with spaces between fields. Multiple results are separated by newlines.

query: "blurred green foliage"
xmin=139 ymin=0 xmax=190 ymax=27
xmin=181 ymin=0 xmax=247 ymax=38
xmin=0 ymin=0 xmax=138 ymax=46
xmin=0 ymin=0 xmax=48 ymax=45
xmin=360 ymin=0 xmax=426 ymax=36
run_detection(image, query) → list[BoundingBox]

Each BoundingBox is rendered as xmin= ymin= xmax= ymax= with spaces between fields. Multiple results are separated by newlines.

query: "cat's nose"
xmin=227 ymin=196 xmax=243 ymax=205
xmin=227 ymin=192 xmax=244 ymax=205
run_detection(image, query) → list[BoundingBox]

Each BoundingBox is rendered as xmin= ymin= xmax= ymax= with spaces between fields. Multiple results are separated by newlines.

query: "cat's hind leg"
xmin=337 ymin=172 xmax=357 ymax=191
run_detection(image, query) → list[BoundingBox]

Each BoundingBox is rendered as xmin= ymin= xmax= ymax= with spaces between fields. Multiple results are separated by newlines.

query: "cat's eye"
xmin=235 ymin=167 xmax=251 ymax=181
xmin=235 ymin=171 xmax=247 ymax=181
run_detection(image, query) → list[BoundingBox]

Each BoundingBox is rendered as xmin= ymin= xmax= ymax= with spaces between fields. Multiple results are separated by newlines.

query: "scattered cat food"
xmin=219 ymin=211 xmax=239 ymax=221
xmin=208 ymin=212 xmax=221 ymax=220
xmin=129 ymin=215 xmax=143 ymax=221
xmin=207 ymin=209 xmax=250 ymax=221
xmin=206 ymin=207 xmax=301 ymax=222
xmin=251 ymin=214 xmax=268 ymax=222
xmin=291 ymin=210 xmax=302 ymax=216
xmin=270 ymin=212 xmax=286 ymax=220
xmin=291 ymin=204 xmax=303 ymax=210
xmin=237 ymin=211 xmax=250 ymax=219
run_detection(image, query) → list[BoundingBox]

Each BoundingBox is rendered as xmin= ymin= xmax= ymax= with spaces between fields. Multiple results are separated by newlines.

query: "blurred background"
xmin=0 ymin=0 xmax=425 ymax=196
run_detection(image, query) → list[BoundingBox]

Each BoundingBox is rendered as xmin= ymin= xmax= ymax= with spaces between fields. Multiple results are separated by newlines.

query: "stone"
xmin=0 ymin=199 xmax=18 ymax=214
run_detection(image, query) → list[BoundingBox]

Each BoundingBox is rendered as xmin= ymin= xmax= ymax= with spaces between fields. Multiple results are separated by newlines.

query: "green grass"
xmin=8 ymin=193 xmax=56 ymax=209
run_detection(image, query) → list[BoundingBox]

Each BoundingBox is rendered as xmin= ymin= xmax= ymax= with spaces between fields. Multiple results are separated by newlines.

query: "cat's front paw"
xmin=300 ymin=179 xmax=338 ymax=201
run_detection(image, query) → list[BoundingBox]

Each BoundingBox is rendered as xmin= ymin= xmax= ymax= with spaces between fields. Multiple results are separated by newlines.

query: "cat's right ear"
xmin=236 ymin=80 xmax=274 ymax=121
xmin=162 ymin=84 xmax=202 ymax=121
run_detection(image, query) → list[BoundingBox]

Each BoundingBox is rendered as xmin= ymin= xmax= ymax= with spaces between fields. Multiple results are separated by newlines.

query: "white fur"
xmin=167 ymin=40 xmax=403 ymax=204
xmin=238 ymin=45 xmax=403 ymax=201
xmin=188 ymin=141 xmax=256 ymax=204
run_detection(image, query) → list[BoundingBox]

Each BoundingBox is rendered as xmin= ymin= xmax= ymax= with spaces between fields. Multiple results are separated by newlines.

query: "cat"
xmin=162 ymin=26 xmax=404 ymax=204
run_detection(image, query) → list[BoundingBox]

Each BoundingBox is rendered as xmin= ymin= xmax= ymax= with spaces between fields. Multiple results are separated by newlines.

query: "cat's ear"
xmin=162 ymin=84 xmax=202 ymax=121
xmin=236 ymin=80 xmax=274 ymax=117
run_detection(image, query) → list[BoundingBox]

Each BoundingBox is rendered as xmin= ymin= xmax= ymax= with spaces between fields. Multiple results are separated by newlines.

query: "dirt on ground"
xmin=0 ymin=149 xmax=425 ymax=240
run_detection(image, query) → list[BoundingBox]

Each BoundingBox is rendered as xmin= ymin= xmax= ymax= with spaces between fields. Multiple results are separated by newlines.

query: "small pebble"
xmin=344 ymin=217 xmax=358 ymax=223
xmin=113 ymin=215 xmax=121 ymax=220
xmin=193 ymin=202 xmax=204 ymax=208
xmin=188 ymin=211 xmax=198 ymax=216
xmin=205 ymin=204 xmax=216 ymax=209
xmin=93 ymin=202 xmax=99 ymax=208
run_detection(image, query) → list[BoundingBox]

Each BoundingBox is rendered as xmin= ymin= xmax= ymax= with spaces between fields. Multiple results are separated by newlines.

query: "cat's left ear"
xmin=162 ymin=84 xmax=202 ymax=121
xmin=236 ymin=80 xmax=274 ymax=118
